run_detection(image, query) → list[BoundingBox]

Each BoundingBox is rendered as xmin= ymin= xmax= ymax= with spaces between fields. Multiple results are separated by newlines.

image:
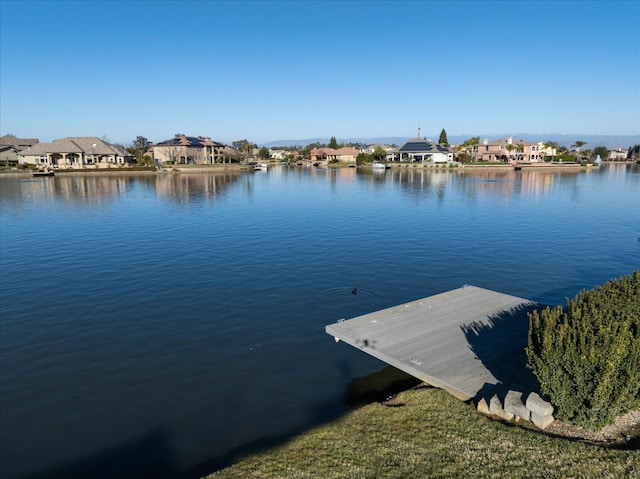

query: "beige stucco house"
xmin=608 ymin=148 xmax=628 ymax=161
xmin=472 ymin=137 xmax=545 ymax=163
xmin=18 ymin=137 xmax=133 ymax=169
xmin=151 ymin=135 xmax=231 ymax=164
xmin=0 ymin=134 xmax=39 ymax=165
xmin=309 ymin=147 xmax=360 ymax=164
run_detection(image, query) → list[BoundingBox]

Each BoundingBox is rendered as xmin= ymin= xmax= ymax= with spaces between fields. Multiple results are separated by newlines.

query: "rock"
xmin=490 ymin=394 xmax=514 ymax=420
xmin=504 ymin=390 xmax=530 ymax=421
xmin=526 ymin=392 xmax=554 ymax=416
xmin=477 ymin=398 xmax=490 ymax=415
xmin=531 ymin=412 xmax=555 ymax=430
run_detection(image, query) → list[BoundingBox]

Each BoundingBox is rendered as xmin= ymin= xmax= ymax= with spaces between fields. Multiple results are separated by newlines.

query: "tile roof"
xmin=18 ymin=137 xmax=129 ymax=156
xmin=154 ymin=135 xmax=227 ymax=148
xmin=0 ymin=134 xmax=39 ymax=148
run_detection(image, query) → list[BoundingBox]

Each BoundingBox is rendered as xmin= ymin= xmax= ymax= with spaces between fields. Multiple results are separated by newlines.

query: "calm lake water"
xmin=1 ymin=164 xmax=638 ymax=478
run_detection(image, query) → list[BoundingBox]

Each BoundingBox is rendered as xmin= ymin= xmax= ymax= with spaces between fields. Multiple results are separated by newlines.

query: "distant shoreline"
xmin=1 ymin=161 xmax=635 ymax=177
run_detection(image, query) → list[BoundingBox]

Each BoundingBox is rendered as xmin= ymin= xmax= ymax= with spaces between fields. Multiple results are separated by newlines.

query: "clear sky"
xmin=1 ymin=0 xmax=639 ymax=145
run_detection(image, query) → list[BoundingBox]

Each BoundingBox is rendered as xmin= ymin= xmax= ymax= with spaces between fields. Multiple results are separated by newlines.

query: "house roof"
xmin=398 ymin=137 xmax=451 ymax=154
xmin=0 ymin=134 xmax=39 ymax=149
xmin=154 ymin=135 xmax=227 ymax=148
xmin=334 ymin=147 xmax=359 ymax=155
xmin=18 ymin=137 xmax=131 ymax=156
xmin=482 ymin=138 xmax=538 ymax=147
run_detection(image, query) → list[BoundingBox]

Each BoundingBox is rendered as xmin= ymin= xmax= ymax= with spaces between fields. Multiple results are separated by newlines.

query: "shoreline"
xmin=0 ymin=161 xmax=634 ymax=177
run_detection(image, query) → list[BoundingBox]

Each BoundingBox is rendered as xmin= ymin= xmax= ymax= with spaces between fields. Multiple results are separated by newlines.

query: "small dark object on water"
xmin=352 ymin=288 xmax=357 ymax=295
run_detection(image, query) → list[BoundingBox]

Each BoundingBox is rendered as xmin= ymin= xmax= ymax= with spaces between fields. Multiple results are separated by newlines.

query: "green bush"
xmin=526 ymin=271 xmax=640 ymax=429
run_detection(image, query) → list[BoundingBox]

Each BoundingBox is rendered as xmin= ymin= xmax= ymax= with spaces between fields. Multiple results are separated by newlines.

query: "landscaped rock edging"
xmin=476 ymin=390 xmax=555 ymax=429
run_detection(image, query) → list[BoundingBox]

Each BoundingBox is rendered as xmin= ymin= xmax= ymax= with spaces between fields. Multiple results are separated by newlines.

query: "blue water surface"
xmin=0 ymin=164 xmax=638 ymax=478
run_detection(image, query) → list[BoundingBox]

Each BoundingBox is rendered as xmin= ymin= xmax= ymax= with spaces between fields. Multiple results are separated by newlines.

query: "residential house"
xmin=396 ymin=137 xmax=454 ymax=163
xmin=0 ymin=134 xmax=39 ymax=165
xmin=269 ymin=149 xmax=287 ymax=161
xmin=151 ymin=134 xmax=230 ymax=164
xmin=472 ymin=137 xmax=544 ymax=163
xmin=538 ymin=142 xmax=557 ymax=160
xmin=608 ymin=148 xmax=628 ymax=161
xmin=18 ymin=137 xmax=133 ymax=169
xmin=310 ymin=147 xmax=360 ymax=164
xmin=360 ymin=143 xmax=391 ymax=154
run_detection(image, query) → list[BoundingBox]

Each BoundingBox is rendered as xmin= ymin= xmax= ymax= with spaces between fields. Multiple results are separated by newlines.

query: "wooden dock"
xmin=326 ymin=285 xmax=541 ymax=401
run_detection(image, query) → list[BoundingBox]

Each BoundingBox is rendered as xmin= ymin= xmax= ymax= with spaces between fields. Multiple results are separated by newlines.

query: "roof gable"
xmin=398 ymin=137 xmax=451 ymax=154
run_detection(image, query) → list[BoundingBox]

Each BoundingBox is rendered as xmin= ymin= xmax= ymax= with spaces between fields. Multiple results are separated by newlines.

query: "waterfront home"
xmin=472 ymin=137 xmax=544 ymax=163
xmin=0 ymin=134 xmax=39 ymax=166
xmin=269 ymin=149 xmax=287 ymax=161
xmin=310 ymin=147 xmax=360 ymax=164
xmin=18 ymin=137 xmax=133 ymax=169
xmin=608 ymin=148 xmax=628 ymax=161
xmin=151 ymin=134 xmax=231 ymax=164
xmin=395 ymin=136 xmax=454 ymax=163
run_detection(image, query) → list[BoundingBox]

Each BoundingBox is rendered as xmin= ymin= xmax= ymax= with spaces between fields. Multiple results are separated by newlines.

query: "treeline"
xmin=526 ymin=271 xmax=640 ymax=429
xmin=627 ymin=144 xmax=640 ymax=158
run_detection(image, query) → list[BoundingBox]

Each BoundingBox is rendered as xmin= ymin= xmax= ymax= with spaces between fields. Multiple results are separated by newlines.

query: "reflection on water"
xmin=154 ymin=172 xmax=242 ymax=203
xmin=0 ymin=163 xmax=638 ymax=479
xmin=355 ymin=166 xmax=593 ymax=199
xmin=0 ymin=172 xmax=243 ymax=208
xmin=2 ymin=165 xmax=633 ymax=208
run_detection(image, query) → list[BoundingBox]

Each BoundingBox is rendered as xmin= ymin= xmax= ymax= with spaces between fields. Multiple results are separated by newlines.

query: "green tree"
xmin=458 ymin=137 xmax=480 ymax=162
xmin=133 ymin=136 xmax=150 ymax=150
xmin=127 ymin=135 xmax=150 ymax=163
xmin=543 ymin=141 xmax=558 ymax=162
xmin=438 ymin=128 xmax=449 ymax=147
xmin=258 ymin=147 xmax=270 ymax=160
xmin=328 ymin=136 xmax=339 ymax=149
xmin=373 ymin=146 xmax=387 ymax=161
xmin=593 ymin=146 xmax=608 ymax=161
xmin=571 ymin=140 xmax=587 ymax=152
xmin=232 ymin=139 xmax=255 ymax=160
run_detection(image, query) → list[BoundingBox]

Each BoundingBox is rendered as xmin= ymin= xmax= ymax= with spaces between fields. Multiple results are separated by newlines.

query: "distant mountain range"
xmin=261 ymin=134 xmax=640 ymax=150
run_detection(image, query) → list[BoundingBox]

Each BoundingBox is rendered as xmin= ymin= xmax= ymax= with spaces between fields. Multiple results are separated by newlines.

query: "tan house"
xmin=310 ymin=147 xmax=360 ymax=164
xmin=472 ymin=137 xmax=545 ymax=163
xmin=0 ymin=134 xmax=39 ymax=165
xmin=151 ymin=134 xmax=230 ymax=164
xmin=608 ymin=148 xmax=628 ymax=161
xmin=18 ymin=137 xmax=132 ymax=169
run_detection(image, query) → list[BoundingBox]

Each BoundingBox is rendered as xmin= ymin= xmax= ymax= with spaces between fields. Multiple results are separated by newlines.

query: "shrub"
xmin=526 ymin=271 xmax=640 ymax=429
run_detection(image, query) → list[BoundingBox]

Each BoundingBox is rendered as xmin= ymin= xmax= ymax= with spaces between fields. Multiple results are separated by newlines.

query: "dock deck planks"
xmin=326 ymin=285 xmax=541 ymax=401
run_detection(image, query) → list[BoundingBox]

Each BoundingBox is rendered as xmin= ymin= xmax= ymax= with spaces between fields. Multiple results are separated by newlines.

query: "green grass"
xmin=207 ymin=387 xmax=638 ymax=479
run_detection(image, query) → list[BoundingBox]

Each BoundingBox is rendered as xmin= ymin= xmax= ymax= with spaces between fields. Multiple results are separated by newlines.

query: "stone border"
xmin=476 ymin=390 xmax=555 ymax=430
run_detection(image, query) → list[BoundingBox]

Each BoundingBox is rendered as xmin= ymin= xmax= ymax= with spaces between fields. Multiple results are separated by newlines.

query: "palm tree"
xmin=543 ymin=141 xmax=558 ymax=162
xmin=571 ymin=140 xmax=588 ymax=161
xmin=571 ymin=140 xmax=587 ymax=152
xmin=516 ymin=142 xmax=525 ymax=161
xmin=505 ymin=143 xmax=516 ymax=163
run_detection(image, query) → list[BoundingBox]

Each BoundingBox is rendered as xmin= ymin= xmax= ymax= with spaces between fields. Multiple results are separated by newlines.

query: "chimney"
xmin=483 ymin=138 xmax=488 ymax=145
xmin=507 ymin=136 xmax=513 ymax=145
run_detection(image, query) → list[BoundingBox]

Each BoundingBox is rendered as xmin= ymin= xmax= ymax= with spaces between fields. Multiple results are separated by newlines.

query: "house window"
xmin=37 ymin=155 xmax=47 ymax=164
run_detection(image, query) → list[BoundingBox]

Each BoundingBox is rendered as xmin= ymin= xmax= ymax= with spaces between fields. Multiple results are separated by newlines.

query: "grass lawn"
xmin=207 ymin=386 xmax=638 ymax=479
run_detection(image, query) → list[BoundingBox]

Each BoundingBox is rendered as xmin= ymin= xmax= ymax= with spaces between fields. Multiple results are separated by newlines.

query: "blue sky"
xmin=1 ymin=0 xmax=638 ymax=145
